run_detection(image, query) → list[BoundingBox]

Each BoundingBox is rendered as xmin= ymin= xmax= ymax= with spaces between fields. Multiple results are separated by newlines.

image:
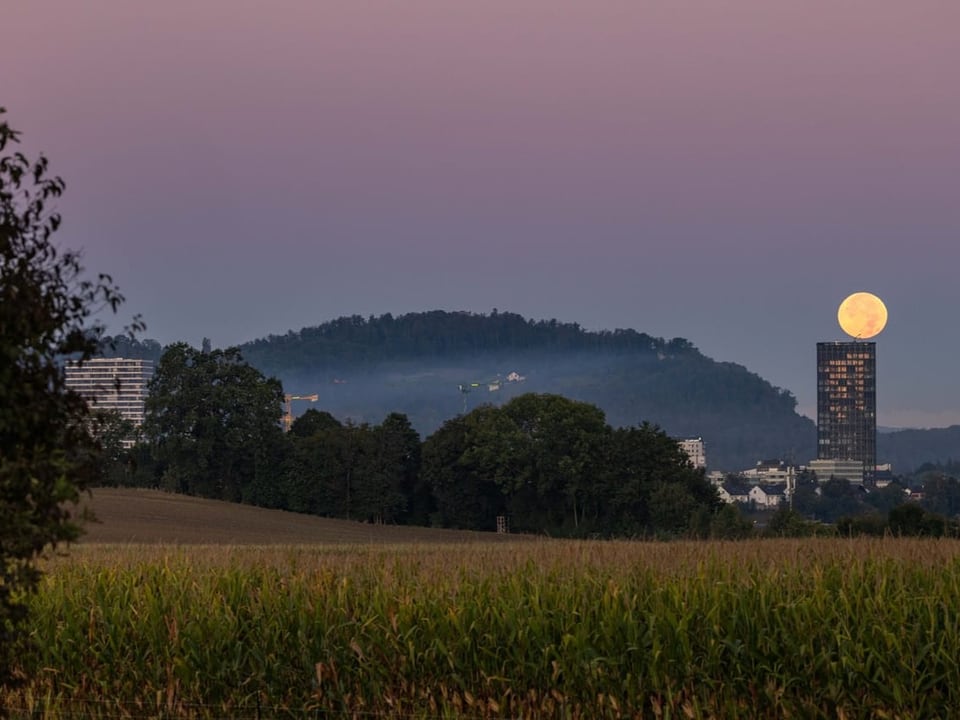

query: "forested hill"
xmin=236 ymin=311 xmax=816 ymax=471
xmin=877 ymin=426 xmax=960 ymax=475
xmin=99 ymin=311 xmax=817 ymax=470
xmin=241 ymin=310 xmax=689 ymax=370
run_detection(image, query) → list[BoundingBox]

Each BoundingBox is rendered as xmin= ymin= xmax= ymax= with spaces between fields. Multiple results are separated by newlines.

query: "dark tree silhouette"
xmin=0 ymin=108 xmax=138 ymax=685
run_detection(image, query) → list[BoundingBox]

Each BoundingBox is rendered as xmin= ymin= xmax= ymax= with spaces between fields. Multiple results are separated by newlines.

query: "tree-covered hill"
xmin=240 ymin=310 xmax=674 ymax=370
xmin=234 ymin=311 xmax=815 ymax=471
xmin=877 ymin=426 xmax=960 ymax=474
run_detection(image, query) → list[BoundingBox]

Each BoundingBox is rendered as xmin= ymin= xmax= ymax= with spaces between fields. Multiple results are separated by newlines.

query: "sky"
xmin=4 ymin=1 xmax=959 ymax=428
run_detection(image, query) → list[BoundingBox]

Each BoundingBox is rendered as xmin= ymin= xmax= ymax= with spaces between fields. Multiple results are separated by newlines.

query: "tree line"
xmin=103 ymin=342 xmax=740 ymax=538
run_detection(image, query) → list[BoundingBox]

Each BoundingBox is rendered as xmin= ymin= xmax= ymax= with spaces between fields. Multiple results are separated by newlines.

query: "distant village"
xmin=680 ymin=436 xmax=907 ymax=511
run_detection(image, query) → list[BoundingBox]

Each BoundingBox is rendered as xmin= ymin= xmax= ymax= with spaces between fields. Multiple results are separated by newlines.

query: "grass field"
xmin=4 ymin=492 xmax=960 ymax=718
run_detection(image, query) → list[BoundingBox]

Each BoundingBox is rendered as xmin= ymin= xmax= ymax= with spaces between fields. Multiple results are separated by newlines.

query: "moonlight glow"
xmin=837 ymin=292 xmax=888 ymax=339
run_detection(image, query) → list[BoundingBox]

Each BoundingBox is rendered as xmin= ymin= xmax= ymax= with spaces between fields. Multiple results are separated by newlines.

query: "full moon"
xmin=837 ymin=292 xmax=888 ymax=339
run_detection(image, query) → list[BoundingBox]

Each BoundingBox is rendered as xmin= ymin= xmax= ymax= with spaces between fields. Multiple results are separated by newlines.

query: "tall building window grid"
xmin=816 ymin=341 xmax=877 ymax=478
xmin=64 ymin=358 xmax=155 ymax=426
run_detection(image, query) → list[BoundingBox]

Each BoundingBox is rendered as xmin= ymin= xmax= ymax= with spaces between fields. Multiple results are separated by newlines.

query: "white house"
xmin=749 ymin=483 xmax=788 ymax=509
xmin=718 ymin=480 xmax=753 ymax=504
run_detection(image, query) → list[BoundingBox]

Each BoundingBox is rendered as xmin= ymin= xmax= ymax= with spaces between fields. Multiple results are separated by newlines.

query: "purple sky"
xmin=5 ymin=1 xmax=959 ymax=428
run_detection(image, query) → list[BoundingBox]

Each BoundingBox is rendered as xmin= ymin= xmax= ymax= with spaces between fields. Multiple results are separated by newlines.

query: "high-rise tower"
xmin=65 ymin=357 xmax=154 ymax=426
xmin=816 ymin=341 xmax=876 ymax=477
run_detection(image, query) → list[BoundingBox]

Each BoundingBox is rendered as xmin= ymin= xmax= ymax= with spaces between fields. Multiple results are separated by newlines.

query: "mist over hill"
xmin=228 ymin=311 xmax=815 ymax=471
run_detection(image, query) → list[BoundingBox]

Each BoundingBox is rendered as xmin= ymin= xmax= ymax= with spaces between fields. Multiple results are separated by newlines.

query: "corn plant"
xmin=2 ymin=538 xmax=960 ymax=718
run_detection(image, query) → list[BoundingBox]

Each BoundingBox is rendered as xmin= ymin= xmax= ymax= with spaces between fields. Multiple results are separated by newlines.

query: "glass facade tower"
xmin=816 ymin=342 xmax=876 ymax=477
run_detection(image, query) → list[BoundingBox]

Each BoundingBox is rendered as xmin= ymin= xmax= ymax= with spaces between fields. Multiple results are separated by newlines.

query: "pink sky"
xmin=4 ymin=1 xmax=960 ymax=426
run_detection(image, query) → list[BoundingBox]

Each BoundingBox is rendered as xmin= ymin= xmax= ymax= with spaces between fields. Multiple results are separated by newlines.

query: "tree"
xmin=648 ymin=482 xmax=702 ymax=536
xmin=921 ymin=474 xmax=960 ymax=518
xmin=363 ymin=413 xmax=421 ymax=524
xmin=421 ymin=413 xmax=505 ymax=530
xmin=90 ymin=410 xmax=138 ymax=487
xmin=818 ymin=478 xmax=861 ymax=523
xmin=142 ymin=343 xmax=284 ymax=503
xmin=498 ymin=394 xmax=610 ymax=534
xmin=280 ymin=421 xmax=345 ymax=515
xmin=791 ymin=473 xmax=821 ymax=518
xmin=281 ymin=410 xmax=349 ymax=514
xmin=422 ymin=395 xmax=612 ymax=534
xmin=864 ymin=482 xmax=907 ymax=515
xmin=1 ymin=108 xmax=136 ymax=684
xmin=603 ymin=422 xmax=719 ymax=537
xmin=321 ymin=421 xmax=374 ymax=520
xmin=763 ymin=507 xmax=822 ymax=538
xmin=289 ymin=408 xmax=342 ymax=438
xmin=280 ymin=413 xmax=422 ymax=523
xmin=421 ymin=394 xmax=723 ymax=537
xmin=709 ymin=503 xmax=754 ymax=539
xmin=887 ymin=503 xmax=953 ymax=537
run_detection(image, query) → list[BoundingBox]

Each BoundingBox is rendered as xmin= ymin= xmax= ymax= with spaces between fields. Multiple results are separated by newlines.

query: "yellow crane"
xmin=283 ymin=393 xmax=318 ymax=432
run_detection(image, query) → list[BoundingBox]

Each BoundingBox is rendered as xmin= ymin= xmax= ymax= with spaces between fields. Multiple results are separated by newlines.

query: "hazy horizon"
xmin=5 ymin=1 xmax=959 ymax=429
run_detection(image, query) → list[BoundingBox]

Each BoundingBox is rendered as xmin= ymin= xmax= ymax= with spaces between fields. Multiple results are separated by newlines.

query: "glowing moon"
xmin=837 ymin=292 xmax=888 ymax=339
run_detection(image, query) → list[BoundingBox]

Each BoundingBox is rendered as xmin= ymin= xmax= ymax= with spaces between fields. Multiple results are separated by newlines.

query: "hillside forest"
xmin=103 ymin=311 xmax=960 ymax=473
xmin=105 ymin=311 xmax=817 ymax=471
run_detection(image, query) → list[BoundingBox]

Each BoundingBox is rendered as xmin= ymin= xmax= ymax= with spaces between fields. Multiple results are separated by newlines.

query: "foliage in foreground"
xmin=4 ymin=539 xmax=960 ymax=718
xmin=0 ymin=108 xmax=132 ymax=686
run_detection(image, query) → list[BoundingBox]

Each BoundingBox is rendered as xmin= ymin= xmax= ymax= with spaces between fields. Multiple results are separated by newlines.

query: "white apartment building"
xmin=64 ymin=357 xmax=155 ymax=426
xmin=749 ymin=483 xmax=788 ymax=509
xmin=740 ymin=460 xmax=801 ymax=483
xmin=677 ymin=437 xmax=707 ymax=469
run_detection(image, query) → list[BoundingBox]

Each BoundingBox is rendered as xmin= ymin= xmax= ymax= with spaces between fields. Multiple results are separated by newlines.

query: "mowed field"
xmin=76 ymin=487 xmax=517 ymax=545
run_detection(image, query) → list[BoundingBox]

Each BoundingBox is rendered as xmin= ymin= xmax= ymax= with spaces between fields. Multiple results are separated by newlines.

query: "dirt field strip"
xmin=76 ymin=487 xmax=524 ymax=545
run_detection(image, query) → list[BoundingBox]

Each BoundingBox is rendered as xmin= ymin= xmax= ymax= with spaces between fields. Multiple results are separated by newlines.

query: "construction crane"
xmin=457 ymin=378 xmax=501 ymax=414
xmin=283 ymin=393 xmax=318 ymax=432
xmin=456 ymin=371 xmax=526 ymax=413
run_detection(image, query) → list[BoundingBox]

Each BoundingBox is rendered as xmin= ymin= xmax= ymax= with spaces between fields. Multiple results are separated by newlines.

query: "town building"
xmin=740 ymin=459 xmax=801 ymax=483
xmin=677 ymin=437 xmax=706 ymax=469
xmin=807 ymin=458 xmax=865 ymax=484
xmin=816 ymin=341 xmax=876 ymax=481
xmin=873 ymin=464 xmax=896 ymax=487
xmin=64 ymin=357 xmax=155 ymax=427
xmin=706 ymin=471 xmax=727 ymax=486
xmin=717 ymin=479 xmax=790 ymax=509
xmin=748 ymin=483 xmax=788 ymax=509
xmin=717 ymin=479 xmax=753 ymax=504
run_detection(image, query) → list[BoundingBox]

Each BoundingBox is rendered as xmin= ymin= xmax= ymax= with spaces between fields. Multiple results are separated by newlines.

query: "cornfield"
xmin=4 ymin=538 xmax=960 ymax=718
